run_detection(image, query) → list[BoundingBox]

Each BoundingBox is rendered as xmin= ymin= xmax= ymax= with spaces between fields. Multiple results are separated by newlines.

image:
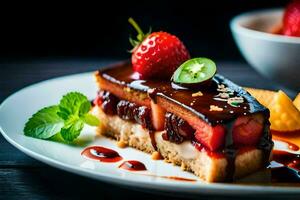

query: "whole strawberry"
xmin=128 ymin=18 xmax=190 ymax=79
xmin=283 ymin=0 xmax=300 ymax=37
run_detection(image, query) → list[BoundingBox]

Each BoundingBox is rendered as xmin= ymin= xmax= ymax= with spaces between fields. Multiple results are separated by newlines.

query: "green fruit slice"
xmin=172 ymin=57 xmax=217 ymax=84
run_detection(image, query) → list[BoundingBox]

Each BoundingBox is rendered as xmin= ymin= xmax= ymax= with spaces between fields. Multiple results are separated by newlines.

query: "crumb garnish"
xmin=217 ymin=84 xmax=234 ymax=94
xmin=151 ymin=151 xmax=163 ymax=160
xmin=192 ymin=91 xmax=203 ymax=97
xmin=227 ymin=97 xmax=244 ymax=107
xmin=215 ymin=84 xmax=244 ymax=107
xmin=216 ymin=92 xmax=230 ymax=99
xmin=210 ymin=105 xmax=223 ymax=112
xmin=117 ymin=140 xmax=127 ymax=148
xmin=123 ymin=87 xmax=132 ymax=93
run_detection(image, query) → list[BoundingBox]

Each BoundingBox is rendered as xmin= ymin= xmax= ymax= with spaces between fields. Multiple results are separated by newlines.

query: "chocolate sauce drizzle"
xmin=81 ymin=146 xmax=123 ymax=163
xmin=119 ymin=160 xmax=147 ymax=171
xmin=149 ymin=130 xmax=157 ymax=151
xmin=258 ymin=122 xmax=273 ymax=167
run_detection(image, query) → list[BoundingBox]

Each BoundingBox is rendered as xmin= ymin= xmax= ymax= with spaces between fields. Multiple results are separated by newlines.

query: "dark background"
xmin=0 ymin=0 xmax=288 ymax=62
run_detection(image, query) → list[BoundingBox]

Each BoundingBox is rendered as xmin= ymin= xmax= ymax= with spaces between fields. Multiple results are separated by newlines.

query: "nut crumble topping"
xmin=215 ymin=84 xmax=244 ymax=107
xmin=151 ymin=151 xmax=163 ymax=160
xmin=217 ymin=84 xmax=233 ymax=94
xmin=123 ymin=87 xmax=132 ymax=93
xmin=210 ymin=105 xmax=223 ymax=112
xmin=192 ymin=91 xmax=203 ymax=97
xmin=117 ymin=140 xmax=127 ymax=148
xmin=228 ymin=97 xmax=244 ymax=107
xmin=217 ymin=92 xmax=230 ymax=98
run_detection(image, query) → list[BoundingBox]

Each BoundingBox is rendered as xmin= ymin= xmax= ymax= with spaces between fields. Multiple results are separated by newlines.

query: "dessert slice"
xmin=92 ymin=61 xmax=273 ymax=182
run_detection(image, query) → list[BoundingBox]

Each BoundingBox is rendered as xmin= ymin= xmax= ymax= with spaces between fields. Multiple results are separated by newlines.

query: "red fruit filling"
xmin=151 ymin=101 xmax=166 ymax=131
xmin=162 ymin=112 xmax=194 ymax=144
xmin=117 ymin=100 xmax=153 ymax=130
xmin=94 ymin=90 xmax=119 ymax=115
xmin=232 ymin=115 xmax=264 ymax=147
xmin=95 ymin=90 xmax=265 ymax=154
xmin=192 ymin=115 xmax=264 ymax=151
xmin=194 ymin=124 xmax=226 ymax=151
xmin=95 ymin=91 xmax=153 ymax=130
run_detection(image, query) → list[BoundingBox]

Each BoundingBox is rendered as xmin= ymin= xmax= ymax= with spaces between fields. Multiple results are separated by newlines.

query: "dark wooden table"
xmin=0 ymin=59 xmax=296 ymax=200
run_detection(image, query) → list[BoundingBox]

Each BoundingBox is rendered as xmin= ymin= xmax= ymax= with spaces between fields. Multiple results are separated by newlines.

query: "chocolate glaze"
xmin=223 ymin=121 xmax=236 ymax=182
xmin=98 ymin=61 xmax=273 ymax=181
xmin=258 ymin=123 xmax=273 ymax=167
xmin=149 ymin=130 xmax=157 ymax=151
xmin=99 ymin=62 xmax=269 ymax=125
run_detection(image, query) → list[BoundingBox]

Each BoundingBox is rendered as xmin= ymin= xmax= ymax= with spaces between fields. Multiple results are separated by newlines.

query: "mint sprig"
xmin=24 ymin=106 xmax=64 ymax=139
xmin=24 ymin=92 xmax=100 ymax=142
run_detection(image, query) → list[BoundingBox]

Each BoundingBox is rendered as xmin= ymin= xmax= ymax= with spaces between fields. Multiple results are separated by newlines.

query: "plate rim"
xmin=1 ymin=71 xmax=300 ymax=196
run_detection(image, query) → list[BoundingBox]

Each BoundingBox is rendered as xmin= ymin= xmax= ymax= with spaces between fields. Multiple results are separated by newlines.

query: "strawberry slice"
xmin=150 ymin=101 xmax=166 ymax=130
xmin=194 ymin=125 xmax=226 ymax=151
xmin=189 ymin=117 xmax=226 ymax=151
xmin=192 ymin=114 xmax=264 ymax=151
xmin=232 ymin=115 xmax=264 ymax=147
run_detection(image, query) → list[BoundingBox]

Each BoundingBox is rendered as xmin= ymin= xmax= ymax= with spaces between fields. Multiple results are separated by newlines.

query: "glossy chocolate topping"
xmin=99 ymin=61 xmax=269 ymax=125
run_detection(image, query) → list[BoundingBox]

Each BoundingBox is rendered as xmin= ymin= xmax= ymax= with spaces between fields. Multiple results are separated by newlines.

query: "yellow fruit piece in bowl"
xmin=294 ymin=93 xmax=300 ymax=111
xmin=244 ymin=87 xmax=276 ymax=108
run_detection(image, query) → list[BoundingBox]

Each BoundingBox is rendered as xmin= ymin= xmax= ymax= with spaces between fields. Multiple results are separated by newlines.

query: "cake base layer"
xmin=92 ymin=106 xmax=265 ymax=182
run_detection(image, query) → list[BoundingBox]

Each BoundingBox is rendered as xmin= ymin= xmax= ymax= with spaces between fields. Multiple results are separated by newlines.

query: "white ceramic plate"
xmin=0 ymin=72 xmax=299 ymax=197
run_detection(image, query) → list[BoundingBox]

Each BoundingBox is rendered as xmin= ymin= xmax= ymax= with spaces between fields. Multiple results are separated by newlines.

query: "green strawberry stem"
xmin=128 ymin=17 xmax=151 ymax=50
xmin=128 ymin=17 xmax=145 ymax=37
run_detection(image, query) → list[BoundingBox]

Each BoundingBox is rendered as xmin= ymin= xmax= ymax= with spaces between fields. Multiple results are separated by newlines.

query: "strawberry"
xmin=150 ymin=101 xmax=166 ymax=130
xmin=194 ymin=124 xmax=226 ymax=151
xmin=192 ymin=115 xmax=264 ymax=151
xmin=128 ymin=18 xmax=190 ymax=79
xmin=187 ymin=114 xmax=226 ymax=151
xmin=283 ymin=0 xmax=300 ymax=37
xmin=232 ymin=115 xmax=264 ymax=147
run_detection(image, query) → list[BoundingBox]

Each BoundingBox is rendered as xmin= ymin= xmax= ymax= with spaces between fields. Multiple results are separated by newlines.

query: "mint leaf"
xmin=79 ymin=101 xmax=91 ymax=116
xmin=49 ymin=132 xmax=66 ymax=143
xmin=24 ymin=91 xmax=100 ymax=143
xmin=24 ymin=106 xmax=64 ymax=139
xmin=56 ymin=92 xmax=93 ymax=141
xmin=60 ymin=115 xmax=84 ymax=141
xmin=82 ymin=113 xmax=100 ymax=126
xmin=57 ymin=92 xmax=89 ymax=120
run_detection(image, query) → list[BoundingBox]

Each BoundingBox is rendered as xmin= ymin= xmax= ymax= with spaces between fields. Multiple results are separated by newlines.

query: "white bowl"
xmin=230 ymin=9 xmax=300 ymax=91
